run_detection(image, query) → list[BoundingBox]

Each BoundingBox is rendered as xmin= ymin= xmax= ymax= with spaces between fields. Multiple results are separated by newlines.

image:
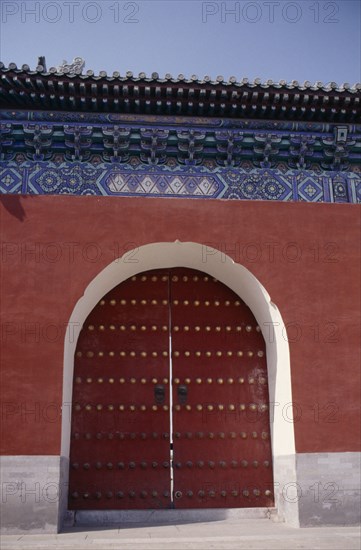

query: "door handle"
xmin=177 ymin=384 xmax=188 ymax=404
xmin=154 ymin=384 xmax=165 ymax=404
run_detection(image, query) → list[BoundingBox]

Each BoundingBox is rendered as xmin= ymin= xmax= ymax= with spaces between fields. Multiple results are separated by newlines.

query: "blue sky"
xmin=1 ymin=0 xmax=360 ymax=83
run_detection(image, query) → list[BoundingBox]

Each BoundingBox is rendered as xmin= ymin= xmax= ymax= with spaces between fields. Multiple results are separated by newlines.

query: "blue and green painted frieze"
xmin=1 ymin=111 xmax=360 ymax=202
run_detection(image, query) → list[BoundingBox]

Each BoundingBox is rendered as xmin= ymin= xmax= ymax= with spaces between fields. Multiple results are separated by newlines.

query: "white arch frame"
xmin=60 ymin=242 xmax=298 ymax=526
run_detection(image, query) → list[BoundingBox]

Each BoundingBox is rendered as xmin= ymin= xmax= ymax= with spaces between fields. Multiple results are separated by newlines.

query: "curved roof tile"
xmin=1 ymin=61 xmax=360 ymax=92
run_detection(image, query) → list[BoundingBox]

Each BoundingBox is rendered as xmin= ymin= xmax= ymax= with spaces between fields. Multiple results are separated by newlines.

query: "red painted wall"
xmin=0 ymin=195 xmax=360 ymax=455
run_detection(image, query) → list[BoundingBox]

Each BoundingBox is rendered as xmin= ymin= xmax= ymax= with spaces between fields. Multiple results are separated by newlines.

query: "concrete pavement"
xmin=1 ymin=518 xmax=360 ymax=550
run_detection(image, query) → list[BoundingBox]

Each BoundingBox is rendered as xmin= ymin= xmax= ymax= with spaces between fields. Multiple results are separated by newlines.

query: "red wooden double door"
xmin=69 ymin=268 xmax=274 ymax=509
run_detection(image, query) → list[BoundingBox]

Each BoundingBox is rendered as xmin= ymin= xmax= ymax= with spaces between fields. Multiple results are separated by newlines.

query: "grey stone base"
xmin=1 ymin=452 xmax=360 ymax=532
xmin=0 ymin=456 xmax=66 ymax=534
xmin=296 ymin=452 xmax=361 ymax=526
xmin=273 ymin=454 xmax=300 ymax=527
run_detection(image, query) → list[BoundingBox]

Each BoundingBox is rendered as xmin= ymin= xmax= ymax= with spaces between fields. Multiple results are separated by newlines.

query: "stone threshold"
xmin=65 ymin=507 xmax=279 ymax=527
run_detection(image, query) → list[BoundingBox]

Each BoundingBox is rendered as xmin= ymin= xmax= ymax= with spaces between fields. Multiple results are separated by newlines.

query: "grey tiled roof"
xmin=1 ymin=61 xmax=360 ymax=92
xmin=1 ymin=61 xmax=360 ymax=122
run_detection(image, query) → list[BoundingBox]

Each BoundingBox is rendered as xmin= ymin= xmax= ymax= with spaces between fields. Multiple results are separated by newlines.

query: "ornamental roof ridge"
xmin=1 ymin=61 xmax=360 ymax=93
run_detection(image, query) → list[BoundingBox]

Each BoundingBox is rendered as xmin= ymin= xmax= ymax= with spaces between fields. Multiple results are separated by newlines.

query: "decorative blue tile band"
xmin=1 ymin=157 xmax=360 ymax=203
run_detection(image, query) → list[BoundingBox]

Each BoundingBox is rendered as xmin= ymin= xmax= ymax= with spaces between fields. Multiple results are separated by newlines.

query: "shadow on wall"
xmin=0 ymin=195 xmax=30 ymax=221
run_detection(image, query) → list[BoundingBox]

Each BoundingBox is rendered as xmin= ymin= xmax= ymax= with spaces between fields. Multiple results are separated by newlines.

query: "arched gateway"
xmin=68 ymin=268 xmax=274 ymax=510
xmin=61 ymin=242 xmax=297 ymax=524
